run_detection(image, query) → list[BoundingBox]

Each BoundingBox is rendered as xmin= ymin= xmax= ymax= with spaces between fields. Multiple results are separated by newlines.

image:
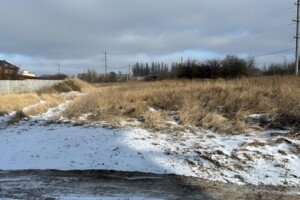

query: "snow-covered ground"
xmin=0 ymin=94 xmax=300 ymax=187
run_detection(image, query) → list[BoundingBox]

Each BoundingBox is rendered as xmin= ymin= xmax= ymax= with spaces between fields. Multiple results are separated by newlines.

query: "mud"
xmin=0 ymin=170 xmax=299 ymax=200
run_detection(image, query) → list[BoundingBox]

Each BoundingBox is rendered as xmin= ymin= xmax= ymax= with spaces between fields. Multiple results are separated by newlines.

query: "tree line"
xmin=71 ymin=55 xmax=297 ymax=83
xmin=131 ymin=55 xmax=295 ymax=80
xmin=132 ymin=62 xmax=169 ymax=76
xmin=77 ymin=70 xmax=125 ymax=83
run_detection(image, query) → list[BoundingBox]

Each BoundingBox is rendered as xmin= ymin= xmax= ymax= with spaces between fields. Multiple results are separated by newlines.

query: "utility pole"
xmin=295 ymin=0 xmax=300 ymax=75
xmin=58 ymin=64 xmax=61 ymax=75
xmin=104 ymin=51 xmax=108 ymax=76
xmin=127 ymin=65 xmax=131 ymax=81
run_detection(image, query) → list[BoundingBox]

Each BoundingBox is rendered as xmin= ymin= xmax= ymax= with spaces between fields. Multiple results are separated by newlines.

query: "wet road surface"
xmin=0 ymin=170 xmax=214 ymax=200
xmin=0 ymin=170 xmax=299 ymax=200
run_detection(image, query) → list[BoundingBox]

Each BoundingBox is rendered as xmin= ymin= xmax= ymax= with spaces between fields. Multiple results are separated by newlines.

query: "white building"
xmin=22 ymin=70 xmax=36 ymax=77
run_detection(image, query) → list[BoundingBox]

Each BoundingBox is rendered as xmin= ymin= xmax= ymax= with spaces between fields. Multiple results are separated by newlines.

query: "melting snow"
xmin=0 ymin=98 xmax=300 ymax=186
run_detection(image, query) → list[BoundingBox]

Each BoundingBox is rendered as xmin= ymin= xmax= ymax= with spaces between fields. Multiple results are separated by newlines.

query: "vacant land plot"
xmin=0 ymin=77 xmax=299 ymax=199
xmin=65 ymin=76 xmax=300 ymax=135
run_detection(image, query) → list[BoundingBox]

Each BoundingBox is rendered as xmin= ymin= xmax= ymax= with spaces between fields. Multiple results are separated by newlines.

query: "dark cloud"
xmin=0 ymin=0 xmax=295 ymax=74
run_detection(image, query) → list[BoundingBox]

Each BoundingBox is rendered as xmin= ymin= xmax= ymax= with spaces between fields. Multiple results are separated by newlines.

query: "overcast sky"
xmin=0 ymin=0 xmax=296 ymax=75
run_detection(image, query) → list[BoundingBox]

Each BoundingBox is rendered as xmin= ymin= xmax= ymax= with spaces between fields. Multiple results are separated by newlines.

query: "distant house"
xmin=0 ymin=60 xmax=19 ymax=80
xmin=22 ymin=70 xmax=36 ymax=77
xmin=18 ymin=70 xmax=39 ymax=80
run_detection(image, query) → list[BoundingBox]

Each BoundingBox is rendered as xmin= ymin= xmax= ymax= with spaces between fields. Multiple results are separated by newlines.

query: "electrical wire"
xmin=108 ymin=66 xmax=127 ymax=70
xmin=249 ymin=48 xmax=295 ymax=58
xmin=209 ymin=6 xmax=294 ymax=36
xmin=223 ymin=26 xmax=293 ymax=48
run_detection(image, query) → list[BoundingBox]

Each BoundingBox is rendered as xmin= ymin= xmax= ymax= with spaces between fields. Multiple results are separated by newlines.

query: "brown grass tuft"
xmin=24 ymin=94 xmax=64 ymax=116
xmin=200 ymin=112 xmax=229 ymax=131
xmin=72 ymin=78 xmax=95 ymax=93
xmin=0 ymin=93 xmax=40 ymax=113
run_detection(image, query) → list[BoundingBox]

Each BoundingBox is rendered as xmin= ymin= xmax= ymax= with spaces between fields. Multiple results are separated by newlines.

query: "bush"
xmin=221 ymin=55 xmax=249 ymax=78
xmin=175 ymin=55 xmax=252 ymax=79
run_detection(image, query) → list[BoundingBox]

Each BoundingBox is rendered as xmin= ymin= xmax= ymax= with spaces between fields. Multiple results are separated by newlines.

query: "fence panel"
xmin=0 ymin=80 xmax=62 ymax=94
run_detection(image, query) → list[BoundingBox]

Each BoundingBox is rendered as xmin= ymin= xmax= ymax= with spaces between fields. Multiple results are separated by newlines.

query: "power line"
xmin=204 ymin=6 xmax=295 ymax=60
xmin=223 ymin=25 xmax=292 ymax=48
xmin=249 ymin=48 xmax=295 ymax=58
xmin=109 ymin=66 xmax=125 ymax=70
xmin=244 ymin=24 xmax=292 ymax=39
xmin=209 ymin=7 xmax=294 ymax=36
xmin=218 ymin=4 xmax=296 ymax=61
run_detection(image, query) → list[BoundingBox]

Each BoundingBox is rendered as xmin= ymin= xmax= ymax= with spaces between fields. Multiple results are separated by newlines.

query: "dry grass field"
xmin=1 ymin=76 xmax=300 ymax=133
xmin=64 ymin=76 xmax=300 ymax=133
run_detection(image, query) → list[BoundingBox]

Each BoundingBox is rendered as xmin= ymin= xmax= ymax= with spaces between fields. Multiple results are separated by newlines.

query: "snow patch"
xmin=1 ymin=99 xmax=300 ymax=186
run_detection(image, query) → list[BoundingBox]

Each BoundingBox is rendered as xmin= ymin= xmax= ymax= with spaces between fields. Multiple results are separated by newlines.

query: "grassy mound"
xmin=38 ymin=79 xmax=81 ymax=94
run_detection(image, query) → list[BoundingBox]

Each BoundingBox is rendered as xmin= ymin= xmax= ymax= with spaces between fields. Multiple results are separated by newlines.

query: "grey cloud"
xmin=0 ymin=0 xmax=296 ymax=74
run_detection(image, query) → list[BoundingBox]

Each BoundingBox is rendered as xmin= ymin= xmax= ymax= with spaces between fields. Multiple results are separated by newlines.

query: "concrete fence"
xmin=0 ymin=80 xmax=62 ymax=94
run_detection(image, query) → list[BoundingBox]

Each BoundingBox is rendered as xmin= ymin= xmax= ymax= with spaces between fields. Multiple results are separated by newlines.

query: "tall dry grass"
xmin=64 ymin=76 xmax=300 ymax=133
xmin=0 ymin=79 xmax=90 ymax=116
xmin=0 ymin=93 xmax=40 ymax=114
xmin=23 ymin=94 xmax=64 ymax=116
xmin=72 ymin=78 xmax=95 ymax=93
xmin=24 ymin=79 xmax=94 ymax=116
